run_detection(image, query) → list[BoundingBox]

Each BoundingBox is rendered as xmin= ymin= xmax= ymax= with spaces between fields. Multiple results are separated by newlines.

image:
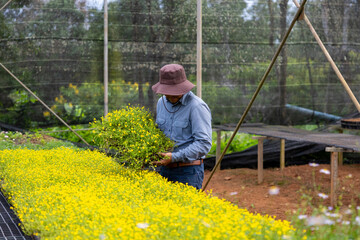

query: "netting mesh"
xmin=1 ymin=0 xmax=360 ymax=129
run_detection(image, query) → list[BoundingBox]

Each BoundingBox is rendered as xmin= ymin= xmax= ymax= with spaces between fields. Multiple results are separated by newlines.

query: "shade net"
xmin=1 ymin=0 xmax=360 ymax=129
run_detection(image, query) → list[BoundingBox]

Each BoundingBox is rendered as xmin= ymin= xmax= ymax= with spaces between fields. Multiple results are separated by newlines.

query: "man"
xmin=152 ymin=64 xmax=212 ymax=190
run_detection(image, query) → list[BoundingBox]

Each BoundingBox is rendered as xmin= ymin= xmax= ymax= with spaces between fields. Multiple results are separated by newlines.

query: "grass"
xmin=0 ymin=131 xmax=78 ymax=150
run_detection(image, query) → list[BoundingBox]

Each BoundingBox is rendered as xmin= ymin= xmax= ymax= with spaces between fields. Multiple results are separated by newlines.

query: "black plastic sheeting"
xmin=0 ymin=191 xmax=32 ymax=240
xmin=204 ymin=139 xmax=359 ymax=170
xmin=1 ymin=121 xmax=359 ymax=171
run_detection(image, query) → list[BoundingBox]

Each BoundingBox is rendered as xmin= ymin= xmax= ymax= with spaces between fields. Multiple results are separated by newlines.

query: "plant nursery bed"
xmin=204 ymin=163 xmax=360 ymax=221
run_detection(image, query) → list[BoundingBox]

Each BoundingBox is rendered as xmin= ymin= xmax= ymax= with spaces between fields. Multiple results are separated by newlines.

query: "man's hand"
xmin=153 ymin=152 xmax=172 ymax=166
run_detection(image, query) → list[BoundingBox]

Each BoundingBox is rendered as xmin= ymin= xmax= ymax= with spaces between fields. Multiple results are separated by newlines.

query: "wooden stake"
xmin=326 ymin=147 xmax=347 ymax=207
xmin=330 ymin=151 xmax=338 ymax=207
xmin=215 ymin=129 xmax=222 ymax=172
xmin=253 ymin=136 xmax=267 ymax=184
xmin=280 ymin=139 xmax=285 ymax=170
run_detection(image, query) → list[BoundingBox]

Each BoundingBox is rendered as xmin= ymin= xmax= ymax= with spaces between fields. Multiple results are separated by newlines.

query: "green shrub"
xmin=90 ymin=106 xmax=174 ymax=169
xmin=208 ymin=132 xmax=258 ymax=156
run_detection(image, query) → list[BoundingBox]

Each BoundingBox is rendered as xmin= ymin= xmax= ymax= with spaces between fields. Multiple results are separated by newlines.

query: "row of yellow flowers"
xmin=0 ymin=147 xmax=294 ymax=239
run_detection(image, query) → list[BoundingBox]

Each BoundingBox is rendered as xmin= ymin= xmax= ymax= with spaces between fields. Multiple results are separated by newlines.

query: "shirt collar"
xmin=179 ymin=91 xmax=192 ymax=106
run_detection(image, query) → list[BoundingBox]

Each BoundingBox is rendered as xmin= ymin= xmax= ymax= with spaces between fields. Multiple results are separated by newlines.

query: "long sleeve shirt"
xmin=155 ymin=91 xmax=212 ymax=163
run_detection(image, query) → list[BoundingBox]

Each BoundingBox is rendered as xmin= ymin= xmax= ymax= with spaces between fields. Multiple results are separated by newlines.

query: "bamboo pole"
xmin=202 ymin=0 xmax=308 ymax=191
xmin=0 ymin=63 xmax=90 ymax=146
xmin=0 ymin=0 xmax=13 ymax=11
xmin=293 ymin=0 xmax=360 ymax=113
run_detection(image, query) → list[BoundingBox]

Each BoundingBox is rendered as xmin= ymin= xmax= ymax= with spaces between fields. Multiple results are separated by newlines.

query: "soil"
xmin=203 ymin=164 xmax=360 ymax=221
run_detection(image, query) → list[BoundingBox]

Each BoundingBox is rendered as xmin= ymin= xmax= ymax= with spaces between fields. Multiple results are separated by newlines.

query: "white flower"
xmin=325 ymin=212 xmax=341 ymax=218
xmin=318 ymin=193 xmax=329 ymax=199
xmin=136 ymin=223 xmax=149 ymax=229
xmin=298 ymin=215 xmax=307 ymax=220
xmin=319 ymin=169 xmax=330 ymax=175
xmin=355 ymin=216 xmax=360 ymax=225
xmin=307 ymin=215 xmax=327 ymax=226
xmin=324 ymin=219 xmax=335 ymax=225
xmin=344 ymin=209 xmax=352 ymax=215
xmin=309 ymin=163 xmax=319 ymax=167
xmin=202 ymin=221 xmax=210 ymax=228
xmin=229 ymin=192 xmax=238 ymax=196
xmin=269 ymin=186 xmax=280 ymax=195
xmin=4 ymin=135 xmax=8 ymax=138
xmin=342 ymin=221 xmax=350 ymax=225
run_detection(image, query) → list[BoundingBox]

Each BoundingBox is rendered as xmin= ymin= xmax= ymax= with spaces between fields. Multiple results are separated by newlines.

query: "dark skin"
xmin=153 ymin=94 xmax=183 ymax=166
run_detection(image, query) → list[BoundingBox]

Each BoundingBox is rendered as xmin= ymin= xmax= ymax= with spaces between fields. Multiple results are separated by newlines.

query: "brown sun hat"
xmin=152 ymin=64 xmax=195 ymax=95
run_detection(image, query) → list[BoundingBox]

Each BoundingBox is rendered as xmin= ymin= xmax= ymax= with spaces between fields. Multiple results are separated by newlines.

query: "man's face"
xmin=165 ymin=95 xmax=183 ymax=104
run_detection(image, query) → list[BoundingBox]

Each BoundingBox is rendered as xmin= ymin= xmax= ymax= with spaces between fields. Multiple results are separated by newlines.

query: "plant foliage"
xmin=90 ymin=106 xmax=174 ymax=169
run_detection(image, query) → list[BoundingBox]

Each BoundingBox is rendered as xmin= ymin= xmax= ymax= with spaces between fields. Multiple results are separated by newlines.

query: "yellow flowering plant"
xmin=90 ymin=106 xmax=174 ymax=169
xmin=0 ymin=148 xmax=294 ymax=239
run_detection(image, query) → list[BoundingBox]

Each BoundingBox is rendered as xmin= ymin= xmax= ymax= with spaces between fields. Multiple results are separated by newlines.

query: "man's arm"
xmin=171 ymin=102 xmax=212 ymax=162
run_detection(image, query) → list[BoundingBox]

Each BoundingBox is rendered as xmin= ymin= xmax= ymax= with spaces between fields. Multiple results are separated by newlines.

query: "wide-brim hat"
xmin=152 ymin=64 xmax=195 ymax=95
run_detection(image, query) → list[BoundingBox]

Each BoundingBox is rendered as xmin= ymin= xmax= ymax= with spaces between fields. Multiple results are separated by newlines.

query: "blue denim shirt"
xmin=155 ymin=91 xmax=212 ymax=163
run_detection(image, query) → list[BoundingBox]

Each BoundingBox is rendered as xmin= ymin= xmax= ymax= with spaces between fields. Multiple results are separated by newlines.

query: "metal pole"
xmin=104 ymin=0 xmax=109 ymax=116
xmin=202 ymin=0 xmax=308 ymax=191
xmin=0 ymin=63 xmax=90 ymax=146
xmin=196 ymin=0 xmax=202 ymax=98
xmin=293 ymin=0 xmax=360 ymax=113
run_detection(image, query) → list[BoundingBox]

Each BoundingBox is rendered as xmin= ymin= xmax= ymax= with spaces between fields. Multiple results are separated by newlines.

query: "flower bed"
xmin=0 ymin=148 xmax=293 ymax=239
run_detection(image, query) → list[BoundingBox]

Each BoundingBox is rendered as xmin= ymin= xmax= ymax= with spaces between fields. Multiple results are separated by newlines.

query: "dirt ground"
xmin=203 ymin=163 xmax=360 ymax=221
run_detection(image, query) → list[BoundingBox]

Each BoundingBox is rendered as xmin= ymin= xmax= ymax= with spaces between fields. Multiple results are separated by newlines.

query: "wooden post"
xmin=326 ymin=147 xmax=342 ymax=207
xmin=253 ymin=136 xmax=267 ymax=184
xmin=196 ymin=0 xmax=202 ymax=98
xmin=104 ymin=0 xmax=108 ymax=116
xmin=338 ymin=152 xmax=343 ymax=166
xmin=280 ymin=139 xmax=285 ymax=170
xmin=215 ymin=129 xmax=221 ymax=172
xmin=330 ymin=151 xmax=338 ymax=207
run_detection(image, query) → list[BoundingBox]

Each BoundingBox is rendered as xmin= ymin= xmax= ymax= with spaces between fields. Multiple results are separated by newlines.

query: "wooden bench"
xmin=213 ymin=124 xmax=360 ymax=206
